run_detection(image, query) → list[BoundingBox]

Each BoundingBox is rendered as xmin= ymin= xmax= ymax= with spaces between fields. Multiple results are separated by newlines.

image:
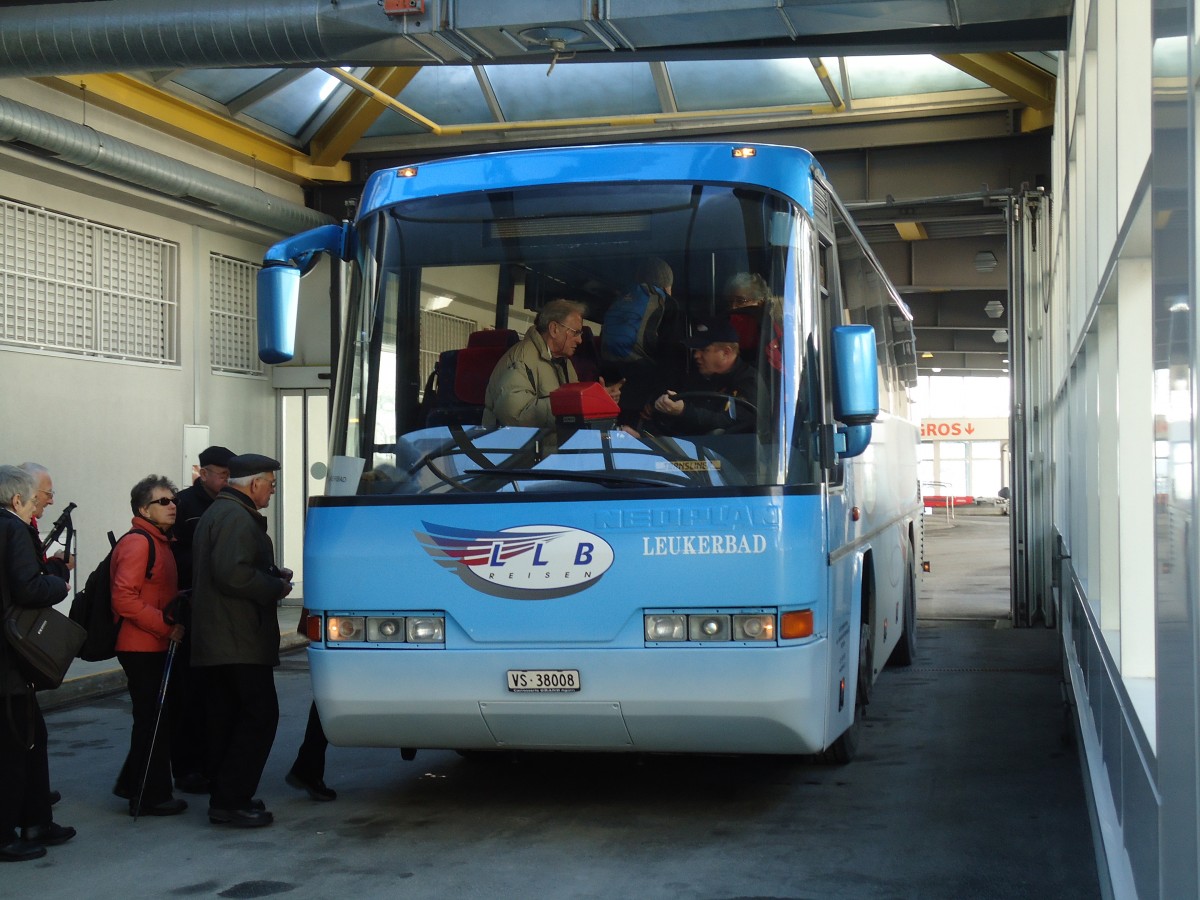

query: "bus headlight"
xmin=732 ymin=614 xmax=775 ymax=641
xmin=688 ymin=614 xmax=731 ymax=642
xmin=644 ymin=614 xmax=686 ymax=641
xmin=406 ymin=617 xmax=445 ymax=643
xmin=367 ymin=617 xmax=406 ymax=642
xmin=327 ymin=616 xmax=365 ymax=641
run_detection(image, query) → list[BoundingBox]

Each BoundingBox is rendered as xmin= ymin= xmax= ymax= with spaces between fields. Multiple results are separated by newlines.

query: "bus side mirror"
xmin=831 ymin=324 xmax=879 ymax=460
xmin=258 ymin=265 xmax=300 ymax=364
xmin=257 ymin=222 xmax=352 ymax=365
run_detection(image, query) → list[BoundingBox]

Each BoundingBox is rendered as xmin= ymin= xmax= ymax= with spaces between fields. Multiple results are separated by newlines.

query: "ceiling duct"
xmin=0 ymin=0 xmax=1073 ymax=78
xmin=0 ymin=95 xmax=333 ymax=234
xmin=0 ymin=0 xmax=412 ymax=77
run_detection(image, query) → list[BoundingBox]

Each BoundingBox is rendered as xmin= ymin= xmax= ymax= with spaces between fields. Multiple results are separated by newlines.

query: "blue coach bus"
xmin=258 ymin=142 xmax=921 ymax=761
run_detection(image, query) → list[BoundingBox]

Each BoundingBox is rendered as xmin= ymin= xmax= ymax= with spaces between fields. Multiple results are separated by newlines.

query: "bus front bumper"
xmin=308 ymin=641 xmax=832 ymax=756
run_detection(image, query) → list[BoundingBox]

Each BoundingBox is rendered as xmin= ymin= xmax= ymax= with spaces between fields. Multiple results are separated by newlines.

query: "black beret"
xmin=683 ymin=318 xmax=740 ymax=348
xmin=227 ymin=453 xmax=281 ymax=479
xmin=198 ymin=445 xmax=235 ymax=468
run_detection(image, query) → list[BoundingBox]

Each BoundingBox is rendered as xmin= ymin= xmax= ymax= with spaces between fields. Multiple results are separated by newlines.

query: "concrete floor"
xmin=9 ymin=510 xmax=1101 ymax=899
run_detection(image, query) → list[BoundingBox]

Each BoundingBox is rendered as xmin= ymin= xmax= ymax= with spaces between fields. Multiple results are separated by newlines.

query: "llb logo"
xmin=414 ymin=521 xmax=614 ymax=599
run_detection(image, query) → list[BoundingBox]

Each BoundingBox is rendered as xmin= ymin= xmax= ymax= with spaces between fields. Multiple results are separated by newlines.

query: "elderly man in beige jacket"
xmin=483 ymin=299 xmax=621 ymax=427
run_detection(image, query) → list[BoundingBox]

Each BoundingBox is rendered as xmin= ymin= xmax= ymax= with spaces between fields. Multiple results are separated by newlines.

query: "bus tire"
xmin=889 ymin=557 xmax=917 ymax=667
xmin=821 ymin=620 xmax=871 ymax=764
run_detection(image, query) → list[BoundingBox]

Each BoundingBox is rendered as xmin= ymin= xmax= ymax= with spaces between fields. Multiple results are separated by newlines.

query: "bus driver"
xmin=652 ymin=318 xmax=757 ymax=435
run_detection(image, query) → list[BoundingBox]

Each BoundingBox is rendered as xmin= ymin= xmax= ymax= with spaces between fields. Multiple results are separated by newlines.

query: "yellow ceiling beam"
xmin=1019 ymin=105 xmax=1055 ymax=133
xmin=936 ymin=53 xmax=1056 ymax=111
xmin=40 ymin=74 xmax=349 ymax=183
xmin=895 ymin=222 xmax=929 ymax=241
xmin=310 ymin=67 xmax=421 ymax=167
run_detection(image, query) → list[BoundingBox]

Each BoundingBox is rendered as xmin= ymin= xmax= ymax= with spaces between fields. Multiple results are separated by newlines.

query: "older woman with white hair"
xmin=0 ymin=464 xmax=73 ymax=862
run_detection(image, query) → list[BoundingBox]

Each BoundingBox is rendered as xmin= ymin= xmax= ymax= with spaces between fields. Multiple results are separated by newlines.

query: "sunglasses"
xmin=146 ymin=497 xmax=177 ymax=507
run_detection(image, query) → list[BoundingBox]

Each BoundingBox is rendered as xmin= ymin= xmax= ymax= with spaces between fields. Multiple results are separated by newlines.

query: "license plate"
xmin=507 ymin=669 xmax=581 ymax=693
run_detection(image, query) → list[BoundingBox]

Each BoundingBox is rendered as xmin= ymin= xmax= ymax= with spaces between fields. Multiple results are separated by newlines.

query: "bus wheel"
xmin=821 ymin=621 xmax=871 ymax=764
xmin=889 ymin=558 xmax=917 ymax=667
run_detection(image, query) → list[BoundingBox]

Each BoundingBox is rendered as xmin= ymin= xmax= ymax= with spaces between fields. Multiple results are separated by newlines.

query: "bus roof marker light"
xmin=396 ymin=166 xmax=419 ymax=178
xmin=780 ymin=610 xmax=814 ymax=640
xmin=732 ymin=147 xmax=756 ymax=158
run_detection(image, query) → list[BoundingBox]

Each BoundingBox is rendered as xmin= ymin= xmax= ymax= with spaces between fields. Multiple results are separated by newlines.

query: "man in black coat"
xmin=0 ymin=465 xmax=73 ymax=861
xmin=652 ymin=318 xmax=759 ymax=435
xmin=168 ymin=444 xmax=234 ymax=794
xmin=190 ymin=453 xmax=292 ymax=828
xmin=172 ymin=445 xmax=234 ymax=590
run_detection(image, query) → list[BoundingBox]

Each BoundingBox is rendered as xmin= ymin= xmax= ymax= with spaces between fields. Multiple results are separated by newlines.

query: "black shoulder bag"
xmin=1 ymin=540 xmax=86 ymax=692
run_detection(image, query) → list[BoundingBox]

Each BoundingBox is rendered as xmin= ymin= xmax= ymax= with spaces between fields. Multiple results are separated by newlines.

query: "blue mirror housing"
xmin=258 ymin=265 xmax=300 ymax=364
xmin=264 ymin=223 xmax=352 ymax=270
xmin=257 ymin=223 xmax=352 ymax=365
xmin=837 ymin=424 xmax=873 ymax=459
xmin=831 ymin=324 xmax=879 ymax=426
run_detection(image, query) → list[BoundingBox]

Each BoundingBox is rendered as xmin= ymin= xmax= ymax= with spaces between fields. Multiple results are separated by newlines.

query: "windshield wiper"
xmin=462 ymin=467 xmax=691 ymax=489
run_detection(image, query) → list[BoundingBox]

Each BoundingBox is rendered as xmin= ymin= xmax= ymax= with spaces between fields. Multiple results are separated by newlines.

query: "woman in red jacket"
xmin=110 ymin=475 xmax=187 ymax=817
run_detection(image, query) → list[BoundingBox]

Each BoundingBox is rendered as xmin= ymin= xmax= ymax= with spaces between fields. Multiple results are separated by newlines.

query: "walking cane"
xmin=132 ymin=638 xmax=178 ymax=821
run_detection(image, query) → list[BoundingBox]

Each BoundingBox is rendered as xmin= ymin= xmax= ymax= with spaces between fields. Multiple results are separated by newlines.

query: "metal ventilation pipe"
xmin=0 ymin=95 xmax=333 ymax=234
xmin=0 ymin=0 xmax=407 ymax=77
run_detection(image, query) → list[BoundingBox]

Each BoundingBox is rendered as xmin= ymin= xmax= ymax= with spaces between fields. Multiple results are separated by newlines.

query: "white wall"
xmin=1043 ymin=0 xmax=1195 ymax=897
xmin=0 ymin=80 xmax=312 ymax=585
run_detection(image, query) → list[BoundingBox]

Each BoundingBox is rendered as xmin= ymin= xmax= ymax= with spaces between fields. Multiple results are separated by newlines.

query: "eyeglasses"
xmin=556 ymin=322 xmax=583 ymax=337
xmin=38 ymin=488 xmax=54 ymax=500
xmin=146 ymin=497 xmax=177 ymax=507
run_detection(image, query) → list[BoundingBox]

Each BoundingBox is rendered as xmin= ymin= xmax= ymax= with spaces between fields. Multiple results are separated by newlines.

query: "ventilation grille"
xmin=210 ymin=253 xmax=263 ymax=376
xmin=420 ymin=308 xmax=476 ymax=393
xmin=0 ymin=197 xmax=178 ymax=365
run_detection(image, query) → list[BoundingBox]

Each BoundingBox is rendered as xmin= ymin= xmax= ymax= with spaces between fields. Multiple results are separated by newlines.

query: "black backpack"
xmin=68 ymin=529 xmax=154 ymax=662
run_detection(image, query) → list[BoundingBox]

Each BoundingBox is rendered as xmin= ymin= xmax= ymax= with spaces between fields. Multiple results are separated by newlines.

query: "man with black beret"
xmin=167 ymin=444 xmax=235 ymax=795
xmin=172 ymin=444 xmax=234 ymax=590
xmin=652 ymin=318 xmax=759 ymax=435
xmin=190 ymin=453 xmax=292 ymax=828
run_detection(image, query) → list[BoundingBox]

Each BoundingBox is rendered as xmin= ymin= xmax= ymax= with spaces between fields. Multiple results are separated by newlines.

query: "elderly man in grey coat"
xmin=191 ymin=453 xmax=292 ymax=828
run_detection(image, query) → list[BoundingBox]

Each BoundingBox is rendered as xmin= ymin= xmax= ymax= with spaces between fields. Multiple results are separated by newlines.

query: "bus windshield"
xmin=334 ymin=180 xmax=824 ymax=495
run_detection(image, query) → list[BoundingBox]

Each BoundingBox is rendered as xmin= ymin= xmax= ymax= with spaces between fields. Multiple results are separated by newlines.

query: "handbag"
xmin=4 ymin=603 xmax=87 ymax=691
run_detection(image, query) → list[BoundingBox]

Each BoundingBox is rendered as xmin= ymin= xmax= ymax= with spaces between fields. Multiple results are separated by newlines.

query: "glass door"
xmin=278 ymin=388 xmax=329 ymax=601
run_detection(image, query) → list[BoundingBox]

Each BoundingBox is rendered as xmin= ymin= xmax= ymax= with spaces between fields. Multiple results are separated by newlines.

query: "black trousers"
xmin=289 ymin=701 xmax=328 ymax=782
xmin=168 ymin=636 xmax=207 ymax=780
xmin=116 ymin=650 xmax=174 ymax=807
xmin=0 ymin=691 xmax=51 ymax=839
xmin=204 ymin=664 xmax=278 ymax=811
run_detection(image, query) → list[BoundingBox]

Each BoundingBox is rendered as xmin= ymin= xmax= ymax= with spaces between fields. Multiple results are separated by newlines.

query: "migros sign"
xmin=920 ymin=417 xmax=1008 ymax=441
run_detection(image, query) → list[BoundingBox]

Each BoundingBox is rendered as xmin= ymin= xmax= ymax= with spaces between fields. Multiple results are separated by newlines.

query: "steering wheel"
xmin=655 ymin=391 xmax=758 ymax=434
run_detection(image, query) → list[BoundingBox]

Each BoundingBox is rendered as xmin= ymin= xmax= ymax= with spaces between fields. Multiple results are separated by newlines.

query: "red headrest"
xmin=467 ymin=329 xmax=518 ymax=348
xmin=454 ymin=345 xmax=508 ymax=405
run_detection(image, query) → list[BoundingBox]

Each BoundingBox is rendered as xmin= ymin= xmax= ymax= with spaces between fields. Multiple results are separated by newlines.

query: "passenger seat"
xmin=424 ymin=328 xmax=519 ymax=426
